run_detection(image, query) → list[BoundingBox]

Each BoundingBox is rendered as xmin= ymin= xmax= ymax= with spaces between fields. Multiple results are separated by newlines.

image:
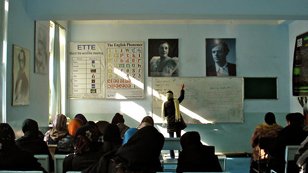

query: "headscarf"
xmin=102 ymin=123 xmax=122 ymax=153
xmin=0 ymin=123 xmax=16 ymax=150
xmin=103 ymin=124 xmax=122 ymax=144
xmin=111 ymin=113 xmax=125 ymax=125
xmin=68 ymin=119 xmax=82 ymax=136
xmin=122 ymin=128 xmax=138 ymax=145
xmin=74 ymin=113 xmax=88 ymax=125
xmin=96 ymin=120 xmax=110 ymax=136
xmin=74 ymin=123 xmax=99 ymax=155
xmin=47 ymin=114 xmax=68 ymax=141
xmin=114 ymin=126 xmax=164 ymax=172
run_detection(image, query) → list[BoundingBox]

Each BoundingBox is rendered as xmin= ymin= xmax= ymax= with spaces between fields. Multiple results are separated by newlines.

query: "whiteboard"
xmin=152 ymin=77 xmax=244 ymax=123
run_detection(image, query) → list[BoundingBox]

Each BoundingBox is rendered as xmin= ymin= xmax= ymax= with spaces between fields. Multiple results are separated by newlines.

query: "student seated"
xmin=16 ymin=119 xmax=54 ymax=172
xmin=63 ymin=123 xmax=103 ymax=172
xmin=176 ymin=131 xmax=222 ymax=173
xmin=44 ymin=114 xmax=69 ymax=145
xmin=0 ymin=123 xmax=47 ymax=172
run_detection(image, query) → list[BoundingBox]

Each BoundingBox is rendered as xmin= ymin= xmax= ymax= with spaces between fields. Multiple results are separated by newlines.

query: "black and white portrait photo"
xmin=148 ymin=39 xmax=179 ymax=77
xmin=12 ymin=45 xmax=30 ymax=106
xmin=35 ymin=21 xmax=49 ymax=74
xmin=206 ymin=38 xmax=236 ymax=76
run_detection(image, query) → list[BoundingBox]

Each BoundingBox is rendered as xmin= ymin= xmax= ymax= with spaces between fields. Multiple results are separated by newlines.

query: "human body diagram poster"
xmin=69 ymin=42 xmax=144 ymax=99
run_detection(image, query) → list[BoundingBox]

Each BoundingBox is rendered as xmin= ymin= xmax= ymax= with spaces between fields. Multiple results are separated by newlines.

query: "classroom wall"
xmin=68 ymin=21 xmax=290 ymax=152
xmin=6 ymin=0 xmax=49 ymax=134
xmin=4 ymin=0 xmax=308 ymax=153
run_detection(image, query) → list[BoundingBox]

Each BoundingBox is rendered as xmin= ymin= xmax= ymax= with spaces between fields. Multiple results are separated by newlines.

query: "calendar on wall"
xmin=69 ymin=42 xmax=144 ymax=99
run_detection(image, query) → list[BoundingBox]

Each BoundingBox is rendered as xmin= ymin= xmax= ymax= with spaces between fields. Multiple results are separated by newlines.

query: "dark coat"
xmin=113 ymin=126 xmax=165 ymax=172
xmin=164 ymin=89 xmax=185 ymax=133
xmin=176 ymin=131 xmax=222 ymax=172
xmin=0 ymin=144 xmax=47 ymax=172
xmin=206 ymin=62 xmax=236 ymax=76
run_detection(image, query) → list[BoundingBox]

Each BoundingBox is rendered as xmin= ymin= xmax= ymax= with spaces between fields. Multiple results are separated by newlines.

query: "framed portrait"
xmin=148 ymin=39 xmax=179 ymax=77
xmin=34 ymin=20 xmax=50 ymax=74
xmin=206 ymin=38 xmax=236 ymax=76
xmin=12 ymin=44 xmax=30 ymax=106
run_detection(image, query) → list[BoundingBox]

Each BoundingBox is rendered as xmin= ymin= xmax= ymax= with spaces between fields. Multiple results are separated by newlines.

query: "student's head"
xmin=180 ymin=131 xmax=202 ymax=150
xmin=211 ymin=41 xmax=229 ymax=66
xmin=286 ymin=112 xmax=304 ymax=126
xmin=22 ymin=119 xmax=39 ymax=135
xmin=18 ymin=49 xmax=26 ymax=69
xmin=74 ymin=113 xmax=88 ymax=125
xmin=111 ymin=113 xmax=125 ymax=125
xmin=68 ymin=119 xmax=82 ymax=136
xmin=53 ymin=114 xmax=67 ymax=131
xmin=137 ymin=116 xmax=154 ymax=129
xmin=264 ymin=112 xmax=276 ymax=125
xmin=0 ymin=123 xmax=16 ymax=149
xmin=158 ymin=41 xmax=169 ymax=58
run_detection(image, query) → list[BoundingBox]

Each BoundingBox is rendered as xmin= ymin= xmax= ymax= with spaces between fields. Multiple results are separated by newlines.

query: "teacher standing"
xmin=162 ymin=84 xmax=185 ymax=159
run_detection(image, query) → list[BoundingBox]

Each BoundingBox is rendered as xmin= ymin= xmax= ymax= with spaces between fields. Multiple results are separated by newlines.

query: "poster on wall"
xmin=12 ymin=45 xmax=30 ymax=106
xmin=69 ymin=42 xmax=144 ymax=99
xmin=206 ymin=38 xmax=236 ymax=76
xmin=34 ymin=21 xmax=50 ymax=74
xmin=293 ymin=32 xmax=308 ymax=96
xmin=105 ymin=42 xmax=144 ymax=99
xmin=148 ymin=39 xmax=179 ymax=77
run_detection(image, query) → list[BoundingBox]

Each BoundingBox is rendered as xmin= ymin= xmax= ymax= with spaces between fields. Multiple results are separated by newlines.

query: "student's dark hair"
xmin=264 ymin=112 xmax=276 ymax=125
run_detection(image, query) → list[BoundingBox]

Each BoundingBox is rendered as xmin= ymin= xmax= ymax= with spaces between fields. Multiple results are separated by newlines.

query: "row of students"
xmin=250 ymin=112 xmax=308 ymax=173
xmin=0 ymin=112 xmax=223 ymax=173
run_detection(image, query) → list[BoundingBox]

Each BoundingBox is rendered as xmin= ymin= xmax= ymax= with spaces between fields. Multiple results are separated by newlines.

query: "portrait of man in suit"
xmin=206 ymin=38 xmax=236 ymax=76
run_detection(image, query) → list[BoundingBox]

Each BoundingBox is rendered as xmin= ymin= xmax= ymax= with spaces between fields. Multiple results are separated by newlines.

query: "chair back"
xmin=34 ymin=154 xmax=49 ymax=172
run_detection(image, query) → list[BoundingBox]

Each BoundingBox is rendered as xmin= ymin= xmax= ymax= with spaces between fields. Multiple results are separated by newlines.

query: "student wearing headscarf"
xmin=74 ymin=113 xmax=88 ymax=126
xmin=63 ymin=123 xmax=103 ymax=173
xmin=83 ymin=123 xmax=123 ymax=173
xmin=0 ymin=123 xmax=47 ymax=172
xmin=113 ymin=125 xmax=165 ymax=173
xmin=55 ymin=118 xmax=82 ymax=154
xmin=44 ymin=114 xmax=68 ymax=144
xmin=111 ymin=112 xmax=130 ymax=138
xmin=122 ymin=128 xmax=138 ymax=145
xmin=96 ymin=120 xmax=110 ymax=143
xmin=176 ymin=131 xmax=222 ymax=172
xmin=16 ymin=119 xmax=54 ymax=172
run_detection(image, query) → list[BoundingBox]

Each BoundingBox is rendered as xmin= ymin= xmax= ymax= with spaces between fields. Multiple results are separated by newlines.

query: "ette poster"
xmin=69 ymin=42 xmax=144 ymax=99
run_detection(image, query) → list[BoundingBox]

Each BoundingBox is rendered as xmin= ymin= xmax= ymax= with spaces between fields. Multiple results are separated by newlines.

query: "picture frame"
xmin=206 ymin=38 xmax=236 ymax=76
xmin=148 ymin=39 xmax=179 ymax=77
xmin=12 ymin=44 xmax=30 ymax=106
xmin=34 ymin=20 xmax=50 ymax=74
